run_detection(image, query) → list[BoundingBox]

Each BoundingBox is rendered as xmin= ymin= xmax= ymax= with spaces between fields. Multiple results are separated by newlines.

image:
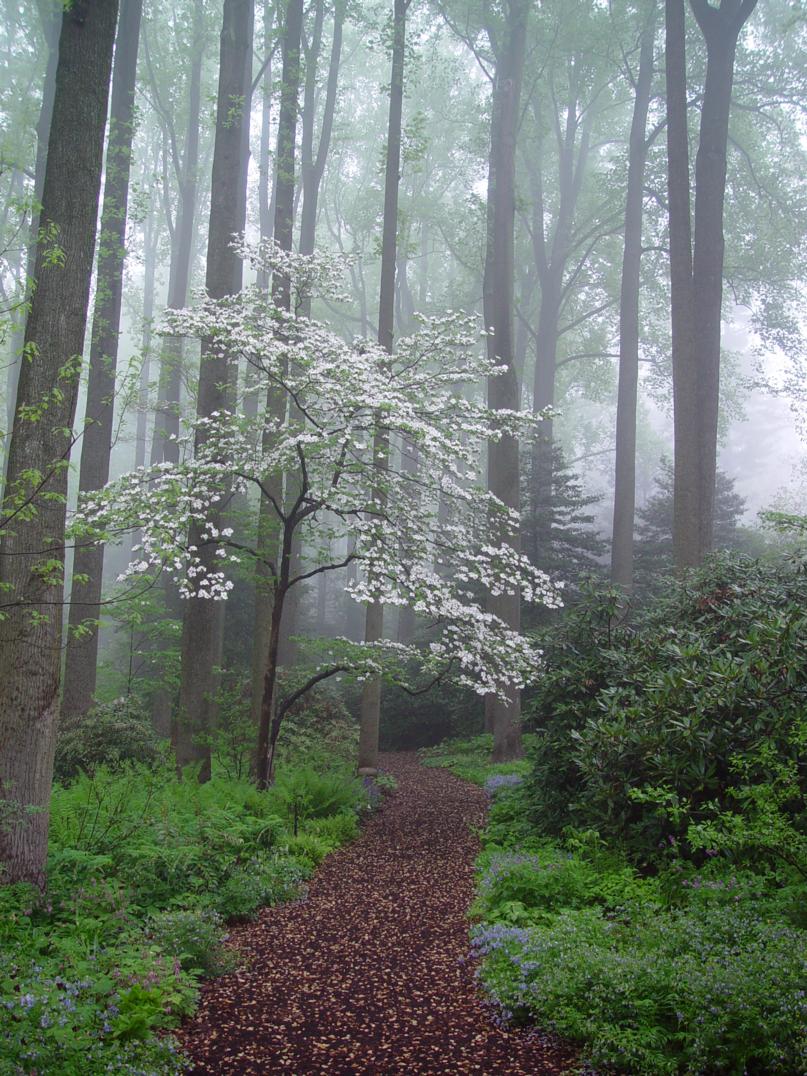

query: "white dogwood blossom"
xmin=73 ymin=246 xmax=562 ymax=701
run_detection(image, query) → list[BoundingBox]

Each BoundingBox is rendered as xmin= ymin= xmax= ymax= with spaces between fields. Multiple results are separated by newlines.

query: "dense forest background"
xmin=3 ymin=3 xmax=807 ymax=1073
xmin=1 ymin=0 xmax=807 ymax=885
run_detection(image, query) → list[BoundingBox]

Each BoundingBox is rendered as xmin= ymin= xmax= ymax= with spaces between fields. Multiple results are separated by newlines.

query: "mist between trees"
xmin=1 ymin=0 xmax=806 ymax=888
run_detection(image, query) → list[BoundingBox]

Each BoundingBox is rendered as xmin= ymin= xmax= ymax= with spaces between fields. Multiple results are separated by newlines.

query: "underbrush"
xmin=419 ymin=733 xmax=533 ymax=787
xmin=469 ymin=786 xmax=807 ymax=1074
xmin=1 ymin=754 xmax=389 ymax=1075
xmin=428 ymin=551 xmax=807 ymax=1074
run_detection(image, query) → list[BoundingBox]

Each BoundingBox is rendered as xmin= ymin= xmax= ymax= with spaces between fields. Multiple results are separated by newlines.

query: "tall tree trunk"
xmin=252 ymin=0 xmax=304 ymax=748
xmin=296 ymin=0 xmax=325 ymax=232
xmin=275 ymin=0 xmax=345 ymax=664
xmin=175 ymin=0 xmax=254 ymax=780
xmin=0 ymin=0 xmax=119 ymax=888
xmin=690 ymin=0 xmax=757 ymax=558
xmin=526 ymin=77 xmax=591 ymax=570
xmin=4 ymin=5 xmax=60 ymax=462
xmin=298 ymin=0 xmax=344 ymax=263
xmin=610 ymin=9 xmax=655 ymax=590
xmin=667 ymin=0 xmax=699 ymax=570
xmin=135 ymin=203 xmax=159 ymax=472
xmin=482 ymin=0 xmax=528 ymax=762
xmin=149 ymin=0 xmax=205 ymax=467
xmin=668 ymin=0 xmax=757 ymax=568
xmin=147 ymin=0 xmax=205 ymax=735
xmin=356 ymin=0 xmax=409 ymax=775
xmin=255 ymin=0 xmax=276 ymax=290
xmin=62 ymin=0 xmax=144 ymax=721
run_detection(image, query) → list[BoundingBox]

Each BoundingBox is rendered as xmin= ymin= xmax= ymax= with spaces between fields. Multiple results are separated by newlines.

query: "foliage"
xmin=419 ymin=734 xmax=533 ymax=787
xmin=54 ymin=697 xmax=162 ymax=782
xmin=457 ymin=739 xmax=807 ymax=1075
xmin=455 ymin=545 xmax=807 ymax=1073
xmin=147 ymin=908 xmax=236 ymax=975
xmin=523 ymin=555 xmax=807 ymax=860
xmin=0 ymin=877 xmax=195 ymax=1074
xmin=521 ymin=442 xmax=607 ymax=599
xmin=0 ymin=757 xmax=369 ymax=1072
xmin=211 ymin=673 xmax=359 ymax=781
xmin=473 ymin=902 xmax=807 ymax=1074
xmin=273 ymin=766 xmax=364 ymax=828
xmin=472 ymin=848 xmax=596 ymax=925
xmin=74 ymin=246 xmax=563 ymax=709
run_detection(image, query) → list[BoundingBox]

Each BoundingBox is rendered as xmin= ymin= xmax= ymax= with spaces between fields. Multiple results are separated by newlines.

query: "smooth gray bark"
xmin=482 ymin=0 xmax=528 ymax=762
xmin=146 ymin=0 xmax=205 ymax=735
xmin=62 ymin=0 xmax=144 ymax=721
xmin=175 ymin=0 xmax=254 ymax=780
xmin=668 ymin=0 xmax=758 ymax=568
xmin=357 ymin=0 xmax=409 ymax=774
xmin=0 ymin=0 xmax=119 ymax=887
xmin=610 ymin=9 xmax=655 ymax=590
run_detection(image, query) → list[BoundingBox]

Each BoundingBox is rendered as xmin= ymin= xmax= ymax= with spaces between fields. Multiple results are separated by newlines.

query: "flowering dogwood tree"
xmin=75 ymin=244 xmax=562 ymax=786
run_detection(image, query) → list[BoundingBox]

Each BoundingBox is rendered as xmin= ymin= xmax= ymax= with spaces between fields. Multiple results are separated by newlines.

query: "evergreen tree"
xmin=635 ymin=458 xmax=746 ymax=583
xmin=522 ymin=443 xmax=607 ymax=605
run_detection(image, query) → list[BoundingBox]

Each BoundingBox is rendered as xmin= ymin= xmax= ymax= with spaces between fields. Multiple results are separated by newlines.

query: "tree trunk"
xmin=250 ymin=0 xmax=304 ymax=735
xmin=277 ymin=0 xmax=345 ymax=664
xmin=610 ymin=8 xmax=655 ymax=590
xmin=668 ymin=0 xmax=757 ymax=568
xmin=255 ymin=0 xmax=276 ymax=290
xmin=3 ymin=5 xmax=60 ymax=463
xmin=135 ymin=202 xmax=158 ymax=472
xmin=255 ymin=519 xmax=293 ymax=790
xmin=526 ymin=77 xmax=591 ymax=570
xmin=357 ymin=0 xmax=408 ymax=775
xmin=175 ymin=0 xmax=254 ymax=780
xmin=147 ymin=0 xmax=205 ymax=736
xmin=298 ymin=0 xmax=344 ymax=262
xmin=62 ymin=0 xmax=144 ymax=721
xmin=482 ymin=0 xmax=528 ymax=763
xmin=0 ymin=0 xmax=119 ymax=888
xmin=149 ymin=0 xmax=204 ymax=467
xmin=690 ymin=0 xmax=757 ymax=558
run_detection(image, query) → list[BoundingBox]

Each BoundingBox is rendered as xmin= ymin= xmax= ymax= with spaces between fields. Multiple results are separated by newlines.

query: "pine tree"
xmin=635 ymin=458 xmax=746 ymax=583
xmin=521 ymin=442 xmax=606 ymax=619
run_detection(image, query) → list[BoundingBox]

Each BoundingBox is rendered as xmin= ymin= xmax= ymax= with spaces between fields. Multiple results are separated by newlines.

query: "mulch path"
xmin=176 ymin=752 xmax=576 ymax=1074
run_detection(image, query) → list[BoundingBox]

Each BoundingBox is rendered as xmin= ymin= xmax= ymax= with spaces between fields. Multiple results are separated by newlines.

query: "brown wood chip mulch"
xmin=176 ymin=752 xmax=577 ymax=1075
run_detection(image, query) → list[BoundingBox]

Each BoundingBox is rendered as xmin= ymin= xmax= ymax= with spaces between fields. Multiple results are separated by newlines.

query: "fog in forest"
xmin=3 ymin=3 xmax=807 ymax=1070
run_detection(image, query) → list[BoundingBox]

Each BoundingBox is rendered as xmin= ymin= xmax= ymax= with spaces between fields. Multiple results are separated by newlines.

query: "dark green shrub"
xmin=54 ymin=697 xmax=161 ymax=781
xmin=525 ymin=555 xmax=807 ymax=860
xmin=472 ymin=849 xmax=596 ymax=925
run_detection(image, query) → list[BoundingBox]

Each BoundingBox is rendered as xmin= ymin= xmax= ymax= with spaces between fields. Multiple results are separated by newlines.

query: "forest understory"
xmin=176 ymin=752 xmax=576 ymax=1076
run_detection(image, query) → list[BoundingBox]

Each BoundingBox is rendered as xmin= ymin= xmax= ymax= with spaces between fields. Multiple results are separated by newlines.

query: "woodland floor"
xmin=176 ymin=752 xmax=576 ymax=1075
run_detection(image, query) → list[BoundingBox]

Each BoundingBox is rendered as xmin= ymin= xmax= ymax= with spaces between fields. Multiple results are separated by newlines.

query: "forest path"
xmin=176 ymin=752 xmax=574 ymax=1075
